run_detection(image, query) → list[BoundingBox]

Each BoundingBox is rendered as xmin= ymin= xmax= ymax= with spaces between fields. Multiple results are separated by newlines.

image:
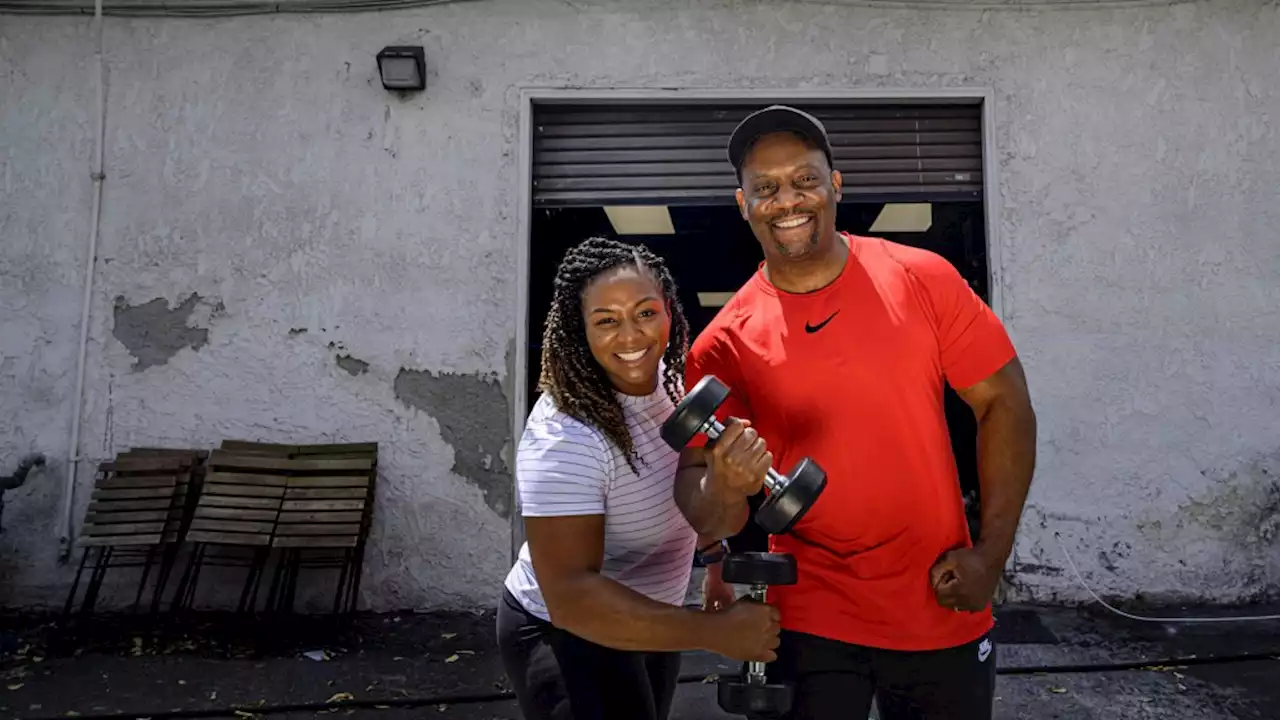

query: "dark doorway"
xmin=526 ymin=201 xmax=989 ymax=552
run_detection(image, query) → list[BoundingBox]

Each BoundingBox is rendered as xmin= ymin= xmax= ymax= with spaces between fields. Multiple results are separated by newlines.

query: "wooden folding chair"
xmin=262 ymin=444 xmax=378 ymax=614
xmin=62 ymin=454 xmax=197 ymax=618
xmin=168 ymin=450 xmax=288 ymax=614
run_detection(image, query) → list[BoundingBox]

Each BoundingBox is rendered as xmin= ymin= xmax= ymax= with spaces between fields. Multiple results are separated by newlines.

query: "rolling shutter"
xmin=531 ymin=102 xmax=983 ymax=207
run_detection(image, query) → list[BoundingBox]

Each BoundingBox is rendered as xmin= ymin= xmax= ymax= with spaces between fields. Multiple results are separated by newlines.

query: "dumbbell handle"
xmin=745 ymin=582 xmax=769 ymax=684
xmin=702 ymin=415 xmax=785 ymax=494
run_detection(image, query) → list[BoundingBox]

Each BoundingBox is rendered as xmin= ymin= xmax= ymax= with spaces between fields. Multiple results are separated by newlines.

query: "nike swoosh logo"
xmin=805 ymin=311 xmax=839 ymax=333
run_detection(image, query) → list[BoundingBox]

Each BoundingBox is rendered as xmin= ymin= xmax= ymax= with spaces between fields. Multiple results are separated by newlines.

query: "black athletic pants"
xmin=761 ymin=629 xmax=997 ymax=720
xmin=496 ymin=588 xmax=682 ymax=720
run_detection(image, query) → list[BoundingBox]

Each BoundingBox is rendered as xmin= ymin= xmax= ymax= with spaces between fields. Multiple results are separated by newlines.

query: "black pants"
xmin=762 ymin=629 xmax=996 ymax=720
xmin=496 ymin=589 xmax=682 ymax=720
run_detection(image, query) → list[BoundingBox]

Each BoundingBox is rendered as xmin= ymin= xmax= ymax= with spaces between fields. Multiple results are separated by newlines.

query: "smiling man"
xmin=673 ymin=106 xmax=1038 ymax=719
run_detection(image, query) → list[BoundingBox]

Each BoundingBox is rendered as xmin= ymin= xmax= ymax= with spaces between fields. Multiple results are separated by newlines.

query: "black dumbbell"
xmin=717 ymin=551 xmax=799 ymax=718
xmin=662 ymin=375 xmax=827 ymax=534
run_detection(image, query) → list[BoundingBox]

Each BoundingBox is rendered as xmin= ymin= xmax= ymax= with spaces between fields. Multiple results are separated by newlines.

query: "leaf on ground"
xmin=7 ymin=684 xmax=24 ymax=690
xmin=1049 ymin=686 xmax=1067 ymax=694
xmin=441 ymin=633 xmax=458 ymax=639
xmin=444 ymin=654 xmax=459 ymax=663
xmin=326 ymin=692 xmax=354 ymax=703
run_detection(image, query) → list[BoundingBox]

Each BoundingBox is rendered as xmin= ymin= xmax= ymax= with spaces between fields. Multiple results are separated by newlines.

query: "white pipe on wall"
xmin=59 ymin=0 xmax=107 ymax=559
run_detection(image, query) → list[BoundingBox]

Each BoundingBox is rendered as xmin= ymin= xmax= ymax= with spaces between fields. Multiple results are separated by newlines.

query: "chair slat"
xmin=203 ymin=482 xmax=287 ymax=499
xmin=273 ymin=535 xmax=359 ymax=548
xmin=96 ymin=475 xmax=178 ymax=490
xmin=195 ymin=506 xmax=278 ymax=522
xmin=281 ymin=499 xmax=364 ymax=511
xmin=184 ymin=530 xmax=272 ymax=546
xmin=283 ymin=475 xmax=370 ymax=488
xmin=278 ymin=511 xmax=363 ymax=524
xmin=283 ymin=487 xmax=366 ymax=500
xmin=91 ymin=487 xmax=173 ymax=500
xmin=205 ymin=471 xmax=288 ymax=487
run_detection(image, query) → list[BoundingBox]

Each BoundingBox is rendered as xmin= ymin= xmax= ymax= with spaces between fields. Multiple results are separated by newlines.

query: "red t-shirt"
xmin=685 ymin=233 xmax=1017 ymax=651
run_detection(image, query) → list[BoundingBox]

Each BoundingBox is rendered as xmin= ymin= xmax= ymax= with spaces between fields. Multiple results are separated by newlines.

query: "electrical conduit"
xmin=59 ymin=0 xmax=107 ymax=558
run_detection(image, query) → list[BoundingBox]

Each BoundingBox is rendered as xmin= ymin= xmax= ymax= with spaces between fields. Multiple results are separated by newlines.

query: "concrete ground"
xmin=2 ymin=601 xmax=1278 ymax=720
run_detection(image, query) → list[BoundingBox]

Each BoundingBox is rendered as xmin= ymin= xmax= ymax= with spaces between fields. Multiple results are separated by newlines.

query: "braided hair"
xmin=538 ymin=237 xmax=690 ymax=473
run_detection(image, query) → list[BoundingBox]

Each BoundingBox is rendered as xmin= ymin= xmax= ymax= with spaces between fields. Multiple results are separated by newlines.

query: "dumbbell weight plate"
xmin=721 ymin=551 xmax=798 ymax=587
xmin=755 ymin=457 xmax=827 ymax=535
xmin=717 ymin=678 xmax=794 ymax=718
xmin=660 ymin=375 xmax=731 ymax=450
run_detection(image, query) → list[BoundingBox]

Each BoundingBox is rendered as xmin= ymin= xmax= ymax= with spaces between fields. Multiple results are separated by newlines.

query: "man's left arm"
xmin=910 ymin=251 xmax=1037 ymax=611
xmin=954 ymin=357 xmax=1038 ymax=575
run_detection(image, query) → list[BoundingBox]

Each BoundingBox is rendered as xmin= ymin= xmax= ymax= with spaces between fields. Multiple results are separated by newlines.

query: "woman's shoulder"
xmin=521 ymin=393 xmax=611 ymax=458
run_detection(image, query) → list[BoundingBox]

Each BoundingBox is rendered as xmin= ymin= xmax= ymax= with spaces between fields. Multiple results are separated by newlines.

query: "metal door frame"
xmin=510 ymin=87 xmax=1001 ymax=560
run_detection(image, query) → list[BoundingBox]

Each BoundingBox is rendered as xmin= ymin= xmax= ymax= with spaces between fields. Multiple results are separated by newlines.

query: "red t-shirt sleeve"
xmin=683 ymin=329 xmax=753 ymax=449
xmin=908 ymin=249 xmax=1017 ymax=390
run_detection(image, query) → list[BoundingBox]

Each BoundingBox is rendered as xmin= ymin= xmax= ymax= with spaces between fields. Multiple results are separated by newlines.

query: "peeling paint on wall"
xmin=111 ymin=293 xmax=219 ymax=371
xmin=394 ymin=368 xmax=512 ymax=519
xmin=336 ymin=354 xmax=369 ymax=376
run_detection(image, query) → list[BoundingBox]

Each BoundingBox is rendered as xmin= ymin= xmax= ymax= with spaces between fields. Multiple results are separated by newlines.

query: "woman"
xmin=497 ymin=237 xmax=778 ymax=720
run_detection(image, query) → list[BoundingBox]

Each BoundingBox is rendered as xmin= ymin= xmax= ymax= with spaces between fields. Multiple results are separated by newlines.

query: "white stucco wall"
xmin=1 ymin=0 xmax=1277 ymax=612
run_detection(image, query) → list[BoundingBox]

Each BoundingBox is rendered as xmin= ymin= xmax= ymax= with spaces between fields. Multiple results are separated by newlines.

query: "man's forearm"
xmin=545 ymin=572 xmax=717 ymax=653
xmin=675 ymin=464 xmax=749 ymax=540
xmin=973 ymin=395 xmax=1037 ymax=566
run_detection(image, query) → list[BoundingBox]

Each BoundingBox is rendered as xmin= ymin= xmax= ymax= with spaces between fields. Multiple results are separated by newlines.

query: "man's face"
xmin=734 ymin=131 xmax=842 ymax=261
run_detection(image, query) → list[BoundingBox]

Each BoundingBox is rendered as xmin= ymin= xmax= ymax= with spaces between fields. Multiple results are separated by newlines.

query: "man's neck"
xmin=763 ymin=232 xmax=850 ymax=295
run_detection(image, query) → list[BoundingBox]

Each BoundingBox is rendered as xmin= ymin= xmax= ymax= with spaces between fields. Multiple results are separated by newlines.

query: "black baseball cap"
xmin=727 ymin=105 xmax=834 ymax=179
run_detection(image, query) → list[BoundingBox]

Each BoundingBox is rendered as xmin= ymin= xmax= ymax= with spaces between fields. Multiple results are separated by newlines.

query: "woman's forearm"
xmin=544 ymin=572 xmax=717 ymax=653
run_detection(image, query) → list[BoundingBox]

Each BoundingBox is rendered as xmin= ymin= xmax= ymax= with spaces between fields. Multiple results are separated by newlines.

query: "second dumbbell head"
xmin=721 ymin=551 xmax=798 ymax=587
xmin=756 ymin=458 xmax=827 ymax=535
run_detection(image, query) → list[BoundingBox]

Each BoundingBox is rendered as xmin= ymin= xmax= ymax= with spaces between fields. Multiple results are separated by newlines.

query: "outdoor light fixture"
xmin=869 ymin=203 xmax=933 ymax=233
xmin=698 ymin=292 xmax=737 ymax=308
xmin=604 ymin=206 xmax=676 ymax=235
xmin=376 ymin=45 xmax=426 ymax=91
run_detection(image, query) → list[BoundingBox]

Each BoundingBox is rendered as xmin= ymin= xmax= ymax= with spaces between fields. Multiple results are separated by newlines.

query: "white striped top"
xmin=503 ymin=383 xmax=699 ymax=622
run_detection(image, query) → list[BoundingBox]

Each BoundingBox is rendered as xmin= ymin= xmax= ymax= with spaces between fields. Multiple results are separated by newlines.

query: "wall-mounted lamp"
xmin=376 ymin=45 xmax=426 ymax=92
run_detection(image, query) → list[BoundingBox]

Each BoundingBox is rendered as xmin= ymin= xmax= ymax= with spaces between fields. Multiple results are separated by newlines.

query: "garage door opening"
xmin=518 ymin=97 xmax=994 ymax=555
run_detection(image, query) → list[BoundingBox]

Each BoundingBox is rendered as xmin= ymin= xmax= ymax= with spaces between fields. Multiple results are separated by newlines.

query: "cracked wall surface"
xmin=1 ymin=0 xmax=1278 ymax=611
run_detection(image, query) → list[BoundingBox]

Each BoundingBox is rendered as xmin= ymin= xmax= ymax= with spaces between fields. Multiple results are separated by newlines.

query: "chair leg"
xmin=132 ymin=546 xmax=158 ymax=611
xmin=332 ymin=549 xmax=352 ymax=615
xmin=267 ymin=549 xmax=295 ymax=614
xmin=150 ymin=544 xmax=183 ymax=615
xmin=61 ymin=548 xmax=92 ymax=622
xmin=345 ymin=545 xmax=366 ymax=614
xmin=280 ymin=552 xmax=301 ymax=613
xmin=80 ymin=547 xmax=113 ymax=614
xmin=237 ymin=548 xmax=269 ymax=614
xmin=171 ymin=543 xmax=205 ymax=613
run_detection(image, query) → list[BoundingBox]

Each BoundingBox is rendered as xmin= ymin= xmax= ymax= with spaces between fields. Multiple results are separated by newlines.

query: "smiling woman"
xmin=495 ymin=237 xmax=783 ymax=720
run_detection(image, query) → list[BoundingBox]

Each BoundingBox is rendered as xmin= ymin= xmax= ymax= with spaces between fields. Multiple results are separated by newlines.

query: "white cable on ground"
xmin=1053 ymin=531 xmax=1280 ymax=623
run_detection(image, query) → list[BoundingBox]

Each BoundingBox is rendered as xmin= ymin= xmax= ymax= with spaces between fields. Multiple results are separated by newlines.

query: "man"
xmin=675 ymin=106 xmax=1037 ymax=720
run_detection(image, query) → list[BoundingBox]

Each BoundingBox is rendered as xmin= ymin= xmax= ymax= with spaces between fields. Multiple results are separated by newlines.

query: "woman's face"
xmin=580 ymin=265 xmax=671 ymax=397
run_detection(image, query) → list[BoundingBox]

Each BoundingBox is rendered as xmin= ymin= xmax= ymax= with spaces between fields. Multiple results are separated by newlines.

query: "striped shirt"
xmin=503 ymin=384 xmax=699 ymax=622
